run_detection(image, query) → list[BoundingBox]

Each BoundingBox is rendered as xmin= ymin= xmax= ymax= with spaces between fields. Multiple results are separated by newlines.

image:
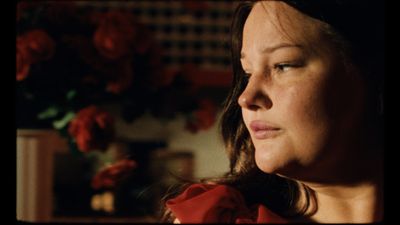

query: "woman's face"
xmin=239 ymin=1 xmax=365 ymax=181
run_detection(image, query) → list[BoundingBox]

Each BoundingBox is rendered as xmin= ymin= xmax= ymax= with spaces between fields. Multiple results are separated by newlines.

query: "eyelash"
xmin=274 ymin=63 xmax=294 ymax=72
xmin=243 ymin=62 xmax=302 ymax=80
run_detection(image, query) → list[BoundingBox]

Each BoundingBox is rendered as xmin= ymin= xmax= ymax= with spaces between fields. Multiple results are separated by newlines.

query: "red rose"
xmin=23 ymin=29 xmax=55 ymax=63
xmin=68 ymin=105 xmax=115 ymax=152
xmin=16 ymin=30 xmax=55 ymax=81
xmin=185 ymin=99 xmax=217 ymax=133
xmin=16 ymin=36 xmax=31 ymax=81
xmin=93 ymin=11 xmax=137 ymax=60
xmin=91 ymin=159 xmax=137 ymax=190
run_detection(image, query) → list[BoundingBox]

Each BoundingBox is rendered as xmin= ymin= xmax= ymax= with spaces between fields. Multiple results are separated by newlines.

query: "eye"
xmin=274 ymin=63 xmax=293 ymax=72
xmin=273 ymin=62 xmax=303 ymax=74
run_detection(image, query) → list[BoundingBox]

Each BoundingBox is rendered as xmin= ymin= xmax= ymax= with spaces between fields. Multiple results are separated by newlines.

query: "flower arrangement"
xmin=91 ymin=158 xmax=137 ymax=190
xmin=17 ymin=2 xmax=218 ymax=190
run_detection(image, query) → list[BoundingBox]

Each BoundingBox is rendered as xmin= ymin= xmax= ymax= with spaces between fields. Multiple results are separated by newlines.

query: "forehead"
xmin=242 ymin=1 xmax=322 ymax=55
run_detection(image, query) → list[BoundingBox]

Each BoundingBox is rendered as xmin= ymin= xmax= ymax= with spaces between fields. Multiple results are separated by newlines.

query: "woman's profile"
xmin=160 ymin=0 xmax=384 ymax=223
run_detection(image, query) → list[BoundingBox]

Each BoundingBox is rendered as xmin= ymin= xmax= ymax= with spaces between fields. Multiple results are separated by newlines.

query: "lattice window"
xmin=76 ymin=1 xmax=237 ymax=72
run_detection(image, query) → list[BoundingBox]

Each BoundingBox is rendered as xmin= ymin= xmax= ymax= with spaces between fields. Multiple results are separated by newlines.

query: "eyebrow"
xmin=240 ymin=43 xmax=303 ymax=59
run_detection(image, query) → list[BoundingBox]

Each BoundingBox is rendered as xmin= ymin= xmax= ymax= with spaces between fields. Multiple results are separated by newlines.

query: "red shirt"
xmin=166 ymin=183 xmax=287 ymax=223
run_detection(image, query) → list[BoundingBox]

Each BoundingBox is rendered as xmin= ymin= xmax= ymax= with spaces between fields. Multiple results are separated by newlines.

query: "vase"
xmin=16 ymin=129 xmax=68 ymax=222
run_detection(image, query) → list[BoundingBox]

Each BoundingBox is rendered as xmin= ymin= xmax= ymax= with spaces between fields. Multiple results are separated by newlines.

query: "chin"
xmin=255 ymin=156 xmax=301 ymax=180
xmin=253 ymin=142 xmax=301 ymax=177
xmin=254 ymin=145 xmax=283 ymax=174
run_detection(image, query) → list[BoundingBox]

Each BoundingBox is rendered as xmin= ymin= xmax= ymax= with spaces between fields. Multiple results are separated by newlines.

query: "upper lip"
xmin=249 ymin=120 xmax=280 ymax=132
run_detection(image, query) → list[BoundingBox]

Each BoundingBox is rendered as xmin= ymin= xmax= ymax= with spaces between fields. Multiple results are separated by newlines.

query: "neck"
xmin=296 ymin=157 xmax=384 ymax=223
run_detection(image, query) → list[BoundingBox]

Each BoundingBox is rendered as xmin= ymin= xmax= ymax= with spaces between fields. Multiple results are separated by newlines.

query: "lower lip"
xmin=253 ymin=129 xmax=281 ymax=139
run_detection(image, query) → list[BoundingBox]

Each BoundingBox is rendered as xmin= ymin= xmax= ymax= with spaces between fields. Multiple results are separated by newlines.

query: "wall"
xmin=114 ymin=110 xmax=229 ymax=179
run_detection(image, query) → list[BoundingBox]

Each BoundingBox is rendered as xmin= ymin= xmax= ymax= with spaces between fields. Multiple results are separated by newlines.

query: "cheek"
xmin=274 ymin=83 xmax=332 ymax=164
xmin=277 ymin=83 xmax=329 ymax=128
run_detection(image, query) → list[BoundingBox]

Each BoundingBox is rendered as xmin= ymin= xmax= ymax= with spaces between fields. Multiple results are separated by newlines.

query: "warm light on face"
xmin=239 ymin=1 xmax=365 ymax=181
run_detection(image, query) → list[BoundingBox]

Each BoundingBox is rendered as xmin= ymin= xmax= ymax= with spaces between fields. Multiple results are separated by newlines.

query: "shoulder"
xmin=165 ymin=183 xmax=287 ymax=223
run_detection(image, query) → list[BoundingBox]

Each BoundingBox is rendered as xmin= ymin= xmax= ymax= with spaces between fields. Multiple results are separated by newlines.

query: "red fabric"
xmin=166 ymin=183 xmax=287 ymax=223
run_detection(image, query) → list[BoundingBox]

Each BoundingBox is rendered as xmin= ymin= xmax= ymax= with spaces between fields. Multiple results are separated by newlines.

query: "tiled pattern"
xmin=77 ymin=1 xmax=237 ymax=71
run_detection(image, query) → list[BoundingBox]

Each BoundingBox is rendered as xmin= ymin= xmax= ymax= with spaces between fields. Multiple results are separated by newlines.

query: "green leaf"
xmin=52 ymin=111 xmax=76 ymax=130
xmin=37 ymin=106 xmax=59 ymax=120
xmin=66 ymin=89 xmax=77 ymax=101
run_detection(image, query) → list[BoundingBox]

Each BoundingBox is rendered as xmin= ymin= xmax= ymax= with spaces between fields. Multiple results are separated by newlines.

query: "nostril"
xmin=248 ymin=104 xmax=260 ymax=111
xmin=238 ymin=90 xmax=272 ymax=111
xmin=238 ymin=96 xmax=261 ymax=110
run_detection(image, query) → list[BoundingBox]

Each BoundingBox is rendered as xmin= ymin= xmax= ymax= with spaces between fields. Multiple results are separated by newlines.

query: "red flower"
xmin=185 ymin=99 xmax=217 ymax=133
xmin=16 ymin=37 xmax=31 ymax=81
xmin=91 ymin=159 xmax=137 ymax=190
xmin=23 ymin=29 xmax=55 ymax=64
xmin=93 ymin=11 xmax=137 ymax=60
xmin=16 ymin=29 xmax=55 ymax=81
xmin=166 ymin=183 xmax=287 ymax=223
xmin=68 ymin=105 xmax=115 ymax=152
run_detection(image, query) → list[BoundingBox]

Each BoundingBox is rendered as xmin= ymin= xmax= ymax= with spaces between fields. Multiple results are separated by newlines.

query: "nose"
xmin=238 ymin=75 xmax=272 ymax=110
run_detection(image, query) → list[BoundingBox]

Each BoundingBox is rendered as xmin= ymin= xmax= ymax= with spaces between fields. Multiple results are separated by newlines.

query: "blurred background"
xmin=16 ymin=0 xmax=237 ymax=223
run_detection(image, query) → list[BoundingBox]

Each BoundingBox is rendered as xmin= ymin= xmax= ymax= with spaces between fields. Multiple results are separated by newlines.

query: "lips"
xmin=249 ymin=120 xmax=281 ymax=139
